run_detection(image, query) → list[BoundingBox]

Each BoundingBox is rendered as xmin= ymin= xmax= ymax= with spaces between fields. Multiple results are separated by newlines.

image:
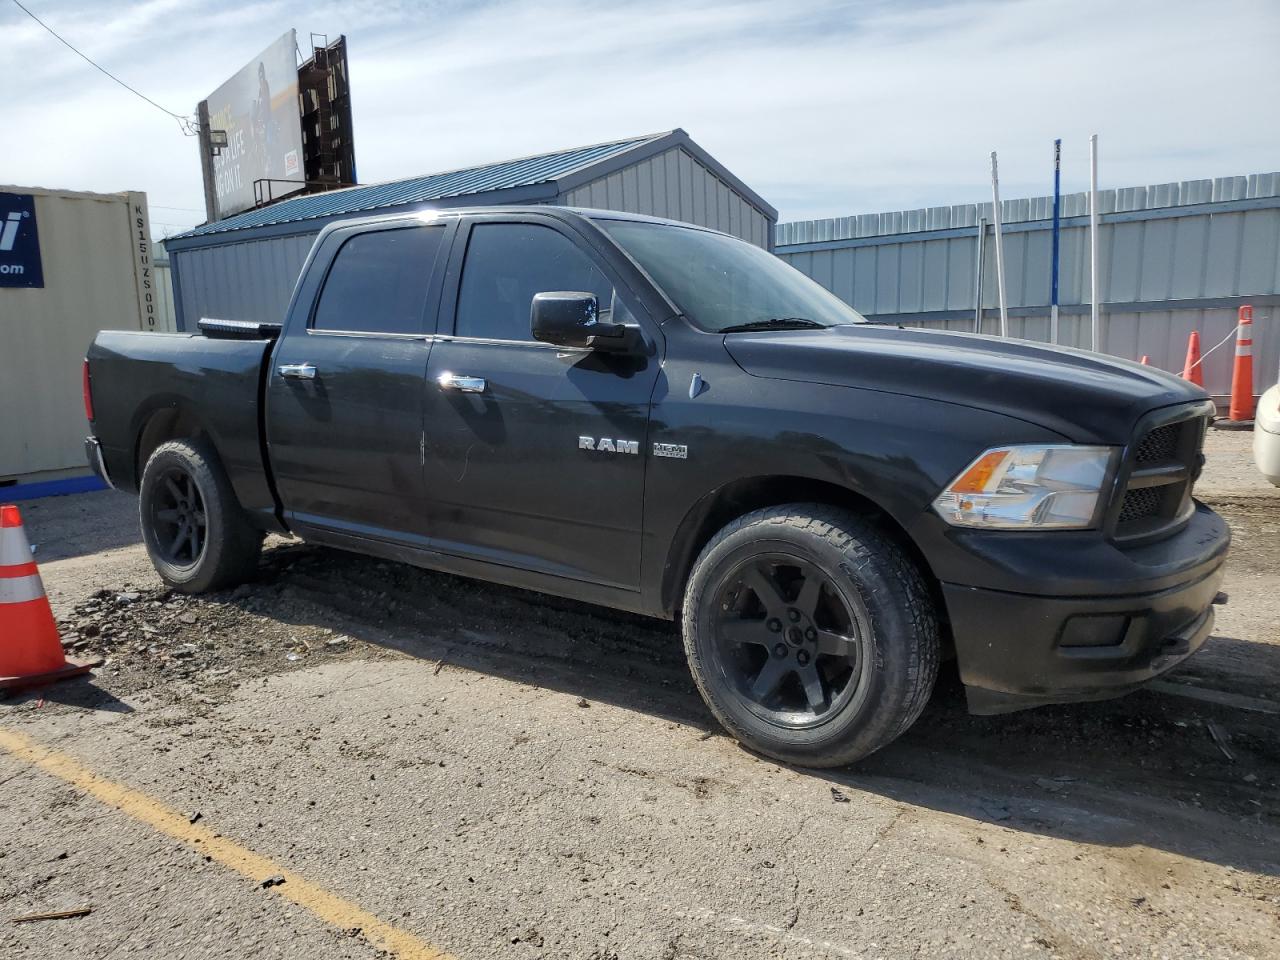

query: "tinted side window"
xmin=454 ymin=223 xmax=613 ymax=341
xmin=312 ymin=226 xmax=445 ymax=334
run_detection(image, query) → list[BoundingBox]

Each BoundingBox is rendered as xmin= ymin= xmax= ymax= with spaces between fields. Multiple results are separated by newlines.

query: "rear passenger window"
xmin=454 ymin=223 xmax=613 ymax=341
xmin=312 ymin=226 xmax=445 ymax=335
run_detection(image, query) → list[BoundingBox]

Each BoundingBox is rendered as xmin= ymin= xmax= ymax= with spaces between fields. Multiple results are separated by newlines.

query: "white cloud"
xmin=4 ymin=0 xmax=1278 ymax=234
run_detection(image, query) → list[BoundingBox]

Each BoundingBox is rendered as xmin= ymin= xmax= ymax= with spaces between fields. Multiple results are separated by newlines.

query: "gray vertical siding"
xmin=153 ymin=259 xmax=177 ymax=331
xmin=776 ymin=173 xmax=1280 ymax=398
xmin=170 ymin=146 xmax=776 ymax=329
xmin=172 ymin=231 xmax=318 ymax=330
xmin=557 ymin=146 xmax=773 ymax=249
xmin=778 ymin=209 xmax=1280 ymax=312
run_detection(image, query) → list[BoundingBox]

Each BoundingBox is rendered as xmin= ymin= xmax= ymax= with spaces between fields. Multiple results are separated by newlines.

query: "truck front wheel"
xmin=681 ymin=505 xmax=939 ymax=767
xmin=139 ymin=439 xmax=263 ymax=594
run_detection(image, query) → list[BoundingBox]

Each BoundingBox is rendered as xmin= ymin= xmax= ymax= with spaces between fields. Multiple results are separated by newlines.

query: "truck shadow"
xmin=18 ymin=489 xmax=142 ymax=562
xmin=235 ymin=541 xmax=1278 ymax=878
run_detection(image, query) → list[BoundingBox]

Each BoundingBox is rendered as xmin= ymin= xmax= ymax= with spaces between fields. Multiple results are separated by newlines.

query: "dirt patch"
xmin=51 ymin=544 xmax=378 ymax=700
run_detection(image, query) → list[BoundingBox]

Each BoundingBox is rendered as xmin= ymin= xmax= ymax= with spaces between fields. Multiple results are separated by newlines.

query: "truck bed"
xmin=87 ymin=331 xmax=280 ymax=527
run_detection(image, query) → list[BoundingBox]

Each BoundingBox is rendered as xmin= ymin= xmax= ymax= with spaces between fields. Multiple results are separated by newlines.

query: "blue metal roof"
xmin=173 ymin=131 xmax=672 ymax=241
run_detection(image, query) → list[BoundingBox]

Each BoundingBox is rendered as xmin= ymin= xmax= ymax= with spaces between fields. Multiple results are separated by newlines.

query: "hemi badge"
xmin=653 ymin=443 xmax=687 ymax=459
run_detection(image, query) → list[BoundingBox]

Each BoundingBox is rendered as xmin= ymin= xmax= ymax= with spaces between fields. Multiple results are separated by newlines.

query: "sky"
xmin=5 ymin=0 xmax=1279 ymax=238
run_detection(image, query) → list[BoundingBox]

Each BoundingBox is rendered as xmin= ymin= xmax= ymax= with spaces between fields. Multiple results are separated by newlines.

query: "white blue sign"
xmin=0 ymin=192 xmax=43 ymax=288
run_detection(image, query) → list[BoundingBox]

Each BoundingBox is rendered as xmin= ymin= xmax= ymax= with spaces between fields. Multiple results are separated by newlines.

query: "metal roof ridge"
xmin=357 ymin=129 xmax=674 ymax=192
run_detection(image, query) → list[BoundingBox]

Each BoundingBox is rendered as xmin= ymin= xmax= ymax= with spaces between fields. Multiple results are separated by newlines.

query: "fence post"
xmin=1089 ymin=134 xmax=1101 ymax=352
xmin=990 ymin=152 xmax=1009 ymax=337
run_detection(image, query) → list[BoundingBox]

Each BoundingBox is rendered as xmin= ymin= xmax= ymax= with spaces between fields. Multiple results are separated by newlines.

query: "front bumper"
xmin=942 ymin=502 xmax=1229 ymax=715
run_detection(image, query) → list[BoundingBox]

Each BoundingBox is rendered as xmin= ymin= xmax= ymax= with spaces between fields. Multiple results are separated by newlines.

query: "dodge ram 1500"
xmin=85 ymin=207 xmax=1230 ymax=766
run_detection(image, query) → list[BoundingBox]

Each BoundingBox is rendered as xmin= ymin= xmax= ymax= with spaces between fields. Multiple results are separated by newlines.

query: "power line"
xmin=9 ymin=0 xmax=198 ymax=136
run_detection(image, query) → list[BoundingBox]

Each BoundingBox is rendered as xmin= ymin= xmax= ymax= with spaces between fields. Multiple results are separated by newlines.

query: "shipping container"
xmin=0 ymin=186 xmax=173 ymax=484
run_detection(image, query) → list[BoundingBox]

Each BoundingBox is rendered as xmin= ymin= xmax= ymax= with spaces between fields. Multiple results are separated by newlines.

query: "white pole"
xmin=1089 ymin=133 xmax=1101 ymax=352
xmin=990 ymin=151 xmax=1008 ymax=337
xmin=973 ymin=217 xmax=986 ymax=333
xmin=1050 ymin=138 xmax=1062 ymax=346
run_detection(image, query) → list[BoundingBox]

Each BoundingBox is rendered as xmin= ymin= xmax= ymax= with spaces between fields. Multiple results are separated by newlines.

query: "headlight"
xmin=932 ymin=445 xmax=1115 ymax=529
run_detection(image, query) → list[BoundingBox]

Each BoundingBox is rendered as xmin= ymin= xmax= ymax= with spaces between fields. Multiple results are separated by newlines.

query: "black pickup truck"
xmin=84 ymin=207 xmax=1229 ymax=766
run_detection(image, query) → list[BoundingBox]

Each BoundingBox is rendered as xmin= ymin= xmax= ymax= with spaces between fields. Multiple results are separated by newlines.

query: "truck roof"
xmin=312 ymin=205 xmax=730 ymax=239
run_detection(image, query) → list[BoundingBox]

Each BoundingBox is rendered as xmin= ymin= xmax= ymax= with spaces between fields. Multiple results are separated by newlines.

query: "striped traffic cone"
xmin=1227 ymin=306 xmax=1255 ymax=423
xmin=1182 ymin=332 xmax=1204 ymax=387
xmin=1 ymin=505 xmax=99 ymax=692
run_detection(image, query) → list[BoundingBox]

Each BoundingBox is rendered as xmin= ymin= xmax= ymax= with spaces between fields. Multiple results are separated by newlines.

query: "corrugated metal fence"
xmin=776 ymin=173 xmax=1280 ymax=399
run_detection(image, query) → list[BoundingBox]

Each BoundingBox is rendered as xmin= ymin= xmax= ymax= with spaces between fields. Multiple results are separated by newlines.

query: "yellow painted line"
xmin=0 ymin=727 xmax=453 ymax=960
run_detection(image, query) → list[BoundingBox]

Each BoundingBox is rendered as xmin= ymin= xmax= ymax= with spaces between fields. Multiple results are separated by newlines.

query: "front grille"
xmin=1118 ymin=486 xmax=1162 ymax=524
xmin=1134 ymin=424 xmax=1179 ymax=464
xmin=1111 ymin=410 xmax=1207 ymax=541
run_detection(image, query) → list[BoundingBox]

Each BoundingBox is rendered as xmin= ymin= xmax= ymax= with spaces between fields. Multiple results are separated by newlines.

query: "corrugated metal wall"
xmin=153 ymin=258 xmax=176 ymax=331
xmin=557 ymin=146 xmax=773 ymax=249
xmin=776 ymin=173 xmax=1280 ymax=398
xmin=150 ymin=240 xmax=180 ymax=334
xmin=169 ymin=147 xmax=775 ymax=331
xmin=172 ymin=232 xmax=316 ymax=332
xmin=0 ymin=187 xmax=160 ymax=479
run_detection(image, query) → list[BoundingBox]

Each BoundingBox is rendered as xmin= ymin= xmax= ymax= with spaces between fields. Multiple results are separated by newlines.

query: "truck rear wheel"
xmin=681 ymin=504 xmax=939 ymax=768
xmin=139 ymin=439 xmax=263 ymax=594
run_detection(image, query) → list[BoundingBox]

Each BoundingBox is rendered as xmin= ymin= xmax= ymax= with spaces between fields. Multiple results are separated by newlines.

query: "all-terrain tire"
xmin=681 ymin=504 xmax=939 ymax=767
xmin=138 ymin=438 xmax=263 ymax=594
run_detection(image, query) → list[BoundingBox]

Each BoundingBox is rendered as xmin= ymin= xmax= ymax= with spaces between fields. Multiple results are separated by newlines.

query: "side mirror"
xmin=530 ymin=291 xmax=631 ymax=351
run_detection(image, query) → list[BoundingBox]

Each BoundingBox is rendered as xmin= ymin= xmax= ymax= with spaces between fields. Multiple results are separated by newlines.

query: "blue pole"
xmin=1051 ymin=139 xmax=1061 ymax=343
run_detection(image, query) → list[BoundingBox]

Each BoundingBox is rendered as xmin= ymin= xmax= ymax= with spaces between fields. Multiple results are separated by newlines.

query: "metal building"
xmin=152 ymin=239 xmax=177 ymax=332
xmin=165 ymin=129 xmax=777 ymax=331
xmin=1 ymin=186 xmax=170 ymax=487
xmin=776 ymin=172 xmax=1280 ymax=399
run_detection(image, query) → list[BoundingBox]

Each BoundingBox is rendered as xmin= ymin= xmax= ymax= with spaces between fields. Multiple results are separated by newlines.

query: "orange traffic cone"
xmin=1227 ymin=305 xmax=1255 ymax=423
xmin=0 ymin=505 xmax=99 ymax=692
xmin=1140 ymin=355 xmax=1150 ymax=365
xmin=1182 ymin=331 xmax=1204 ymax=387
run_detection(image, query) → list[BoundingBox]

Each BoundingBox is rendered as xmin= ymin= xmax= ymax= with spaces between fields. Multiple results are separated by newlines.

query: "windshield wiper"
xmin=719 ymin=317 xmax=827 ymax=333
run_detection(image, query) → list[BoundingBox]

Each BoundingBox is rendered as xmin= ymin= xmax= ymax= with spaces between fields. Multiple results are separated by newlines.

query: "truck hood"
xmin=722 ymin=324 xmax=1209 ymax=444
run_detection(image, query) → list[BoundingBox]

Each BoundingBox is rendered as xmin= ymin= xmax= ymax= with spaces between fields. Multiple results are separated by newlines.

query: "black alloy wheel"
xmin=713 ymin=553 xmax=871 ymax=729
xmin=681 ymin=505 xmax=940 ymax=767
xmin=138 ymin=438 xmax=263 ymax=594
xmin=148 ymin=467 xmax=208 ymax=567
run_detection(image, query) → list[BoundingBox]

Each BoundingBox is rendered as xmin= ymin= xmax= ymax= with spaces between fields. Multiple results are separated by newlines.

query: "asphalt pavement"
xmin=1 ymin=430 xmax=1276 ymax=959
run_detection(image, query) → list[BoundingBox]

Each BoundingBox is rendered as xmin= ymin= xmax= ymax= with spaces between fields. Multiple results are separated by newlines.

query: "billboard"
xmin=299 ymin=36 xmax=358 ymax=189
xmin=201 ymin=30 xmax=304 ymax=219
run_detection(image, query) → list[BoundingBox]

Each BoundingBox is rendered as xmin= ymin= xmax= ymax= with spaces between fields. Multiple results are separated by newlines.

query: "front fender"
xmin=639 ymin=357 xmax=1068 ymax=615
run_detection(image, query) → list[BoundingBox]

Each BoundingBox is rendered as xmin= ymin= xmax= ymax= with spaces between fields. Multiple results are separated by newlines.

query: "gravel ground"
xmin=1 ymin=430 xmax=1276 ymax=959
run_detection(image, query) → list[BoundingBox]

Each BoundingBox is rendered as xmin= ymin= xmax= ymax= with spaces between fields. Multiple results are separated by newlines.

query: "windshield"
xmin=601 ymin=220 xmax=867 ymax=333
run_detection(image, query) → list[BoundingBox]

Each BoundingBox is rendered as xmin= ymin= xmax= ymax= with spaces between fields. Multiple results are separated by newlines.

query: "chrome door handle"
xmin=278 ymin=363 xmax=317 ymax=380
xmin=437 ymin=372 xmax=486 ymax=393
